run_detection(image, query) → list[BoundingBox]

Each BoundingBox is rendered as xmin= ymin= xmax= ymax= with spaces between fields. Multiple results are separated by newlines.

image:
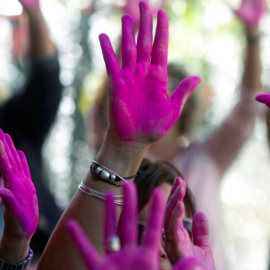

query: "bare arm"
xmin=24 ymin=5 xmax=55 ymax=58
xmin=204 ymin=22 xmax=263 ymax=177
xmin=37 ymin=2 xmax=200 ymax=268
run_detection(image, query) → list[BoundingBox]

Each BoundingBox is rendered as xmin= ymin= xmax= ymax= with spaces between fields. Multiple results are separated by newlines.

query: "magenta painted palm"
xmin=174 ymin=257 xmax=203 ymax=270
xmin=100 ymin=1 xmax=201 ymax=145
xmin=0 ymin=129 xmax=39 ymax=240
xmin=164 ymin=178 xmax=215 ymax=270
xmin=256 ymin=94 xmax=270 ymax=108
xmin=66 ymin=183 xmax=166 ymax=270
xmin=234 ymin=0 xmax=265 ymax=25
xmin=18 ymin=0 xmax=39 ymax=9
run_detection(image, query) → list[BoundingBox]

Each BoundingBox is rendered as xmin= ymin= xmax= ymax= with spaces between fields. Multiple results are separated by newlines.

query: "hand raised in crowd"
xmin=124 ymin=0 xmax=167 ymax=28
xmin=256 ymin=94 xmax=270 ymax=108
xmin=18 ymin=0 xmax=39 ymax=10
xmin=174 ymin=257 xmax=203 ymax=270
xmin=234 ymin=0 xmax=266 ymax=25
xmin=99 ymin=1 xmax=200 ymax=147
xmin=66 ymin=183 xmax=166 ymax=270
xmin=0 ymin=129 xmax=39 ymax=240
xmin=163 ymin=178 xmax=215 ymax=270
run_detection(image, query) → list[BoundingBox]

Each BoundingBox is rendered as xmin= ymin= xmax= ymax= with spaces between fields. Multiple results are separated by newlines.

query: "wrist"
xmin=96 ymin=136 xmax=148 ymax=177
xmin=25 ymin=6 xmax=42 ymax=20
xmin=0 ymin=234 xmax=30 ymax=263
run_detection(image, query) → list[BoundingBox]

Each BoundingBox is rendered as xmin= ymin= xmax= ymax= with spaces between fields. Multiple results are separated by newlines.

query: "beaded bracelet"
xmin=91 ymin=160 xmax=141 ymax=187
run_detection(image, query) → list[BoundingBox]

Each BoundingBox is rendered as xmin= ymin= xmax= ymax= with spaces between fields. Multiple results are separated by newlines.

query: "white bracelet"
xmin=78 ymin=179 xmax=124 ymax=206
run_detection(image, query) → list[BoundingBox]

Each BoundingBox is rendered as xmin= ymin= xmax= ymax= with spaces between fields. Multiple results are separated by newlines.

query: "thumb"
xmin=256 ymin=94 xmax=270 ymax=108
xmin=192 ymin=212 xmax=211 ymax=248
xmin=0 ymin=188 xmax=21 ymax=215
xmin=170 ymin=76 xmax=201 ymax=118
xmin=173 ymin=257 xmax=203 ymax=270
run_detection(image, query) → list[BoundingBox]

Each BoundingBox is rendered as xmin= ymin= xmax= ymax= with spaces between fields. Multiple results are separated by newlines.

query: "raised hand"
xmin=18 ymin=0 xmax=39 ymax=10
xmin=234 ymin=0 xmax=266 ymax=25
xmin=256 ymin=94 xmax=270 ymax=108
xmin=99 ymin=1 xmax=200 ymax=146
xmin=66 ymin=183 xmax=166 ymax=270
xmin=174 ymin=257 xmax=203 ymax=270
xmin=164 ymin=178 xmax=215 ymax=270
xmin=0 ymin=129 xmax=39 ymax=240
xmin=124 ymin=0 xmax=167 ymax=28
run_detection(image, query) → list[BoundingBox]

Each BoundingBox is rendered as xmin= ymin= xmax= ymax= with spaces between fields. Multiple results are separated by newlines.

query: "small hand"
xmin=0 ymin=129 xmax=39 ymax=240
xmin=100 ymin=1 xmax=200 ymax=147
xmin=256 ymin=94 xmax=270 ymax=108
xmin=234 ymin=0 xmax=266 ymax=25
xmin=164 ymin=178 xmax=215 ymax=269
xmin=66 ymin=183 xmax=166 ymax=270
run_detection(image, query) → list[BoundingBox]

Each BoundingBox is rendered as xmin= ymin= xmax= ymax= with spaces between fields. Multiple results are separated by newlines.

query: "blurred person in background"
xmin=0 ymin=0 xmax=63 ymax=260
xmin=86 ymin=0 xmax=266 ymax=268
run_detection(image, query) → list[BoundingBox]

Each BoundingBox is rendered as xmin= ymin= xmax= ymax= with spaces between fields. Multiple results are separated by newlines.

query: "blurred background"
xmin=0 ymin=0 xmax=270 ymax=268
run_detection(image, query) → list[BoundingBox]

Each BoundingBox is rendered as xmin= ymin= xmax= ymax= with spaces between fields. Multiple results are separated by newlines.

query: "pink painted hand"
xmin=234 ymin=0 xmax=266 ymax=25
xmin=124 ymin=0 xmax=167 ymax=28
xmin=18 ymin=0 xmax=39 ymax=9
xmin=174 ymin=257 xmax=203 ymax=270
xmin=164 ymin=178 xmax=215 ymax=270
xmin=256 ymin=94 xmax=270 ymax=108
xmin=100 ymin=1 xmax=201 ymax=146
xmin=66 ymin=183 xmax=166 ymax=270
xmin=0 ymin=129 xmax=39 ymax=240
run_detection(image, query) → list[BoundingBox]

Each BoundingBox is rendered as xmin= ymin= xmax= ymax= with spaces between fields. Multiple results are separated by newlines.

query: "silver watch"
xmin=0 ymin=248 xmax=33 ymax=270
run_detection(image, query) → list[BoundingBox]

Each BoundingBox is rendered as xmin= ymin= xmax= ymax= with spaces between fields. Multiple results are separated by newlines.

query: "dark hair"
xmin=134 ymin=158 xmax=196 ymax=218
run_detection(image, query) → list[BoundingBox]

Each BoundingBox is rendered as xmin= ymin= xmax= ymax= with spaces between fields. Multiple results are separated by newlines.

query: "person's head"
xmin=134 ymin=158 xmax=196 ymax=270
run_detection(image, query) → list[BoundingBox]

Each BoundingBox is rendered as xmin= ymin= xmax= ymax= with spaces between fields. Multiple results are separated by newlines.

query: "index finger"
xmin=99 ymin=34 xmax=120 ymax=75
xmin=66 ymin=220 xmax=101 ymax=269
xmin=143 ymin=188 xmax=165 ymax=251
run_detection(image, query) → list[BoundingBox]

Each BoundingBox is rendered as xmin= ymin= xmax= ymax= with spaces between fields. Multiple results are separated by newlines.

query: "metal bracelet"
xmin=0 ymin=248 xmax=33 ymax=270
xmin=78 ymin=179 xmax=124 ymax=206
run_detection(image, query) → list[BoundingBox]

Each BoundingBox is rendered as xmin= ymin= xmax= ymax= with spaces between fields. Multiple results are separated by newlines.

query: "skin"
xmin=0 ymin=129 xmax=38 ymax=267
xmin=18 ymin=0 xmax=56 ymax=58
xmin=164 ymin=179 xmax=215 ymax=270
xmin=38 ymin=2 xmax=200 ymax=269
xmin=233 ymin=0 xmax=265 ymax=26
xmin=124 ymin=0 xmax=167 ymax=28
xmin=66 ymin=183 xmax=202 ymax=270
xmin=66 ymin=183 xmax=166 ymax=270
xmin=256 ymin=94 xmax=270 ymax=108
xmin=149 ymin=0 xmax=264 ymax=177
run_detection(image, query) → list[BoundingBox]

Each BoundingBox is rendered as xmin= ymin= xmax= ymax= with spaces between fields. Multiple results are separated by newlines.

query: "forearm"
xmin=242 ymin=24 xmax=262 ymax=92
xmin=204 ymin=100 xmax=263 ymax=176
xmin=38 ymin=137 xmax=147 ymax=270
xmin=0 ymin=234 xmax=30 ymax=269
xmin=26 ymin=7 xmax=55 ymax=58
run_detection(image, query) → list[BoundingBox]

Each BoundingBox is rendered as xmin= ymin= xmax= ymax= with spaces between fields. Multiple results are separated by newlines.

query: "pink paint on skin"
xmin=256 ymin=94 xmax=270 ymax=108
xmin=124 ymin=0 xmax=167 ymax=28
xmin=66 ymin=183 xmax=166 ymax=270
xmin=164 ymin=178 xmax=216 ymax=270
xmin=174 ymin=257 xmax=203 ymax=270
xmin=19 ymin=0 xmax=39 ymax=8
xmin=234 ymin=0 xmax=265 ymax=26
xmin=99 ymin=1 xmax=201 ymax=145
xmin=0 ymin=129 xmax=39 ymax=240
